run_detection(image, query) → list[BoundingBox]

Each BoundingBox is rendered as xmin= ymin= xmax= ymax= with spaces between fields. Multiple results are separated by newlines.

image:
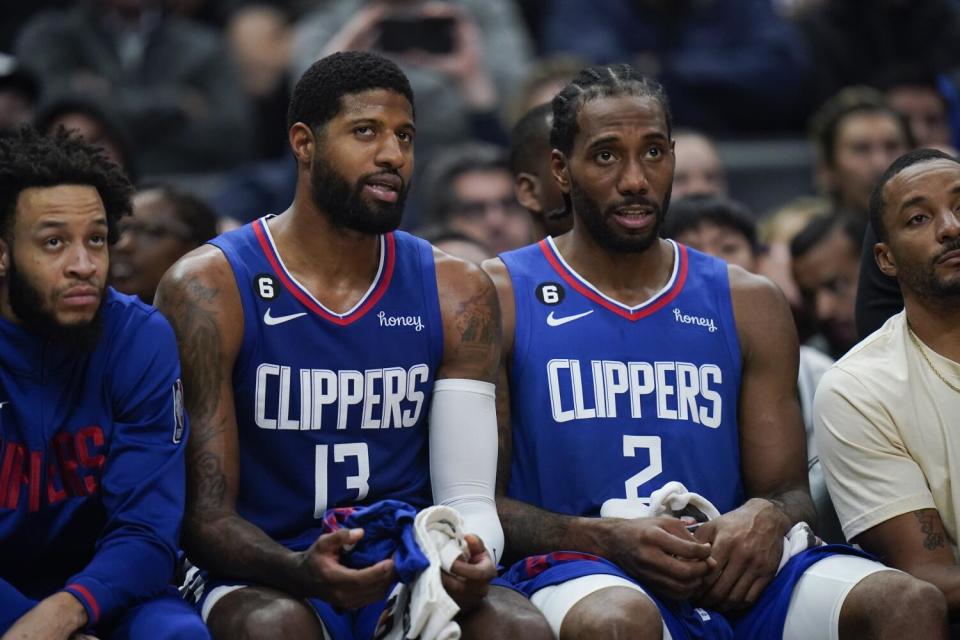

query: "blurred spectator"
xmin=798 ymin=0 xmax=960 ymax=110
xmin=292 ymin=0 xmax=533 ymax=162
xmin=0 ymin=54 xmax=39 ymax=134
xmin=672 ymin=128 xmax=728 ymax=198
xmin=791 ymin=213 xmax=865 ymax=358
xmin=541 ymin=0 xmax=812 ymax=132
xmin=662 ymin=195 xmax=756 ymax=271
xmin=757 ymin=196 xmax=829 ymax=331
xmin=877 ymin=69 xmax=955 ymax=151
xmin=505 ymin=55 xmax=582 ymax=126
xmin=15 ymin=0 xmax=253 ymax=175
xmin=111 ymin=184 xmax=218 ymax=303
xmin=660 ymin=193 xmax=843 ymax=541
xmin=226 ymin=4 xmax=293 ymax=159
xmin=417 ymin=226 xmax=493 ymax=264
xmin=211 ymin=154 xmax=296 ymax=224
xmin=35 ymin=95 xmax=138 ymax=182
xmin=809 ymin=86 xmax=913 ymax=220
xmin=509 ymin=103 xmax=571 ymax=240
xmin=421 ymin=142 xmax=532 ymax=255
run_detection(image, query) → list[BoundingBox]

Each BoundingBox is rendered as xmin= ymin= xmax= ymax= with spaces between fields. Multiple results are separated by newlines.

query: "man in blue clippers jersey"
xmin=483 ymin=64 xmax=948 ymax=639
xmin=155 ymin=52 xmax=551 ymax=640
xmin=0 ymin=128 xmax=209 ymax=639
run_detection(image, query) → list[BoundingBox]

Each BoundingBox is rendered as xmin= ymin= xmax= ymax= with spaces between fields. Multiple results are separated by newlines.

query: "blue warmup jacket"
xmin=0 ymin=289 xmax=187 ymax=627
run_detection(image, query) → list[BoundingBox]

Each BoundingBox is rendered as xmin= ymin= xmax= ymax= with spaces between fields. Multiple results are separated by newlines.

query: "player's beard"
xmin=309 ymin=153 xmax=408 ymax=235
xmin=897 ymin=238 xmax=960 ymax=305
xmin=7 ymin=249 xmax=104 ymax=351
xmin=569 ymin=176 xmax=671 ymax=253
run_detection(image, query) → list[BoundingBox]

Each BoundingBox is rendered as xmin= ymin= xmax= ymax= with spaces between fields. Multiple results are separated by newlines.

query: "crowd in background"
xmin=4 ymin=0 xmax=960 ymax=406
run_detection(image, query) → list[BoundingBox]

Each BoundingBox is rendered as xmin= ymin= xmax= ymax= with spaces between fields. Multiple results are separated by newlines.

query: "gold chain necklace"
xmin=907 ymin=324 xmax=960 ymax=394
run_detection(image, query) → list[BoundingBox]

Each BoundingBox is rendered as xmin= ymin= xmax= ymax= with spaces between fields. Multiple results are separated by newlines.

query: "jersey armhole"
xmin=714 ymin=262 xmax=743 ymax=386
xmin=206 ymin=240 xmax=254 ymax=379
xmin=502 ymin=258 xmax=532 ymax=386
xmin=414 ymin=233 xmax=445 ymax=370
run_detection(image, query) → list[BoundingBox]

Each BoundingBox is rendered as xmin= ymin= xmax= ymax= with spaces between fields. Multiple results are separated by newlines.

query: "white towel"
xmin=376 ymin=506 xmax=470 ymax=640
xmin=599 ymin=482 xmax=822 ymax=574
xmin=600 ymin=481 xmax=721 ymax=523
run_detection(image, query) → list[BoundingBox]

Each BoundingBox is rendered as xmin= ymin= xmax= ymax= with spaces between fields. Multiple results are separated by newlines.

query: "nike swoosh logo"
xmin=546 ymin=310 xmax=594 ymax=326
xmin=263 ymin=308 xmax=307 ymax=326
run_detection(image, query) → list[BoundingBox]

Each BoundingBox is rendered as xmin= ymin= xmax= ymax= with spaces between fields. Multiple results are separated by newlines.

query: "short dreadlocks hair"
xmin=0 ymin=126 xmax=133 ymax=243
xmin=287 ymin=51 xmax=415 ymax=132
xmin=869 ymin=148 xmax=960 ymax=243
xmin=550 ymin=63 xmax=672 ymax=156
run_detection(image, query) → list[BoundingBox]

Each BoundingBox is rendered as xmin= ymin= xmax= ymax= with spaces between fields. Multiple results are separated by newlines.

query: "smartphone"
xmin=376 ymin=15 xmax=456 ymax=55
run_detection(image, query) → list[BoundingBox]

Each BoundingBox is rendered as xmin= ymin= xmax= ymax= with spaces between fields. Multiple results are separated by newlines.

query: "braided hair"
xmin=550 ymin=64 xmax=672 ymax=156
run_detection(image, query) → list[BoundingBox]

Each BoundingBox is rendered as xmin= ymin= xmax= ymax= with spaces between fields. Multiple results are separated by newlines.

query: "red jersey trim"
xmin=539 ymin=239 xmax=688 ymax=321
xmin=65 ymin=583 xmax=100 ymax=623
xmin=253 ymin=219 xmax=396 ymax=326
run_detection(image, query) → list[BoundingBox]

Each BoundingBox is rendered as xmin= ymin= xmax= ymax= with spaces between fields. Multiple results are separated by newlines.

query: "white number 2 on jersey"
xmin=600 ymin=435 xmax=663 ymax=517
xmin=622 ymin=435 xmax=662 ymax=500
xmin=314 ymin=443 xmax=370 ymax=518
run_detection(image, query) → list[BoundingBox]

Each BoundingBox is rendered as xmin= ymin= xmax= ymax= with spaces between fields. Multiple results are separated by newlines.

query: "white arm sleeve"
xmin=429 ymin=378 xmax=504 ymax=564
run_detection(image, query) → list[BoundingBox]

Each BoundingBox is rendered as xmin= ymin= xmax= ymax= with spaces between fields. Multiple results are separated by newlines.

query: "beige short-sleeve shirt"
xmin=814 ymin=310 xmax=960 ymax=552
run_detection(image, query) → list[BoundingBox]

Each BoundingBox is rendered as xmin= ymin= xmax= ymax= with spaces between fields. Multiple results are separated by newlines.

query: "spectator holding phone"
xmin=292 ymin=0 xmax=533 ymax=159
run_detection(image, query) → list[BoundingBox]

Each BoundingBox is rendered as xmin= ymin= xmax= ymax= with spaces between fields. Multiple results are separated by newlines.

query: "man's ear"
xmin=0 ymin=236 xmax=9 ymax=278
xmin=289 ymin=122 xmax=317 ymax=165
xmin=550 ymin=150 xmax=571 ymax=195
xmin=875 ymin=241 xmax=898 ymax=278
xmin=515 ymin=173 xmax=543 ymax=214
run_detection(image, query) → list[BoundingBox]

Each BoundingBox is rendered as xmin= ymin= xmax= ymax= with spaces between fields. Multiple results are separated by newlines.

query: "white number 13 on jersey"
xmin=314 ymin=443 xmax=370 ymax=518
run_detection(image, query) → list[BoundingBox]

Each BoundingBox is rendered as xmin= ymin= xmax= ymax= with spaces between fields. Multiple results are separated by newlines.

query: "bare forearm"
xmin=497 ymin=496 xmax=610 ymax=563
xmin=183 ymin=451 xmax=304 ymax=594
xmin=183 ymin=511 xmax=304 ymax=594
xmin=2 ymin=592 xmax=87 ymax=640
xmin=756 ymin=488 xmax=816 ymax=532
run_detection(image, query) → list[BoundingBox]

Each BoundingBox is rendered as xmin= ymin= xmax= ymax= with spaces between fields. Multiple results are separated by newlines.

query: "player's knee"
xmin=460 ymin=587 xmax=553 ymax=640
xmin=240 ymin=598 xmax=321 ymax=640
xmin=841 ymin=571 xmax=947 ymax=636
xmin=208 ymin=589 xmax=323 ymax=640
xmin=561 ymin=588 xmax=663 ymax=640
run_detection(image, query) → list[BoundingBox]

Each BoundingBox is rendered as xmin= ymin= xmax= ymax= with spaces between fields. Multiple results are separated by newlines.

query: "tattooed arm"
xmin=427 ymin=252 xmax=503 ymax=609
xmin=480 ymin=258 xmax=713 ymax=601
xmin=154 ymin=247 xmax=300 ymax=585
xmin=854 ymin=510 xmax=960 ymax=618
xmin=155 ymin=248 xmax=394 ymax=605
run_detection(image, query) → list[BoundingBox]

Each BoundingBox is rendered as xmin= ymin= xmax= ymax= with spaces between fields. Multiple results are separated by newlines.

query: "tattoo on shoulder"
xmin=455 ymin=287 xmax=497 ymax=347
xmin=186 ymin=277 xmax=218 ymax=304
xmin=161 ymin=274 xmax=224 ymax=426
xmin=914 ymin=511 xmax=945 ymax=550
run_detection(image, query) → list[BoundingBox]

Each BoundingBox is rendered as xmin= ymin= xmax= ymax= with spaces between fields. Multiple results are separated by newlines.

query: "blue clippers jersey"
xmin=501 ymin=238 xmax=744 ymax=517
xmin=211 ymin=218 xmax=442 ymax=551
xmin=0 ymin=290 xmax=186 ymax=625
